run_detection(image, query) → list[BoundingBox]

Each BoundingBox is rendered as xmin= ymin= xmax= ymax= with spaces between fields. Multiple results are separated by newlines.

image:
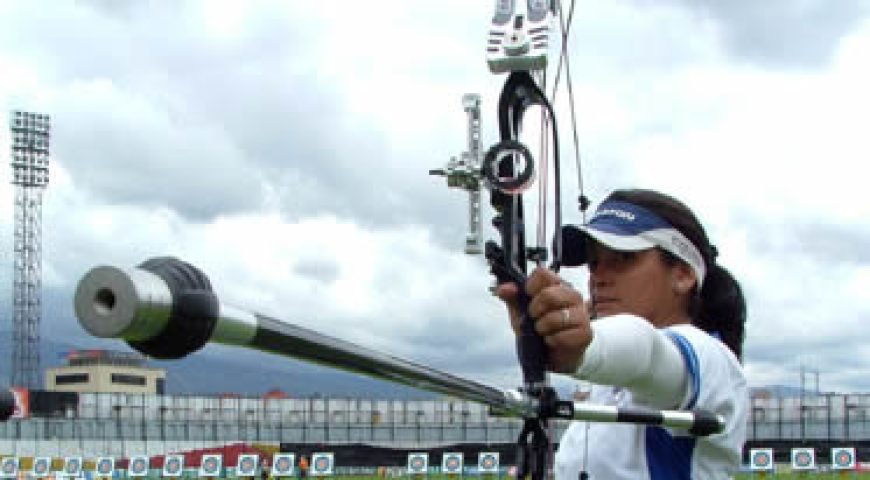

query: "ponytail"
xmin=692 ymin=263 xmax=747 ymax=361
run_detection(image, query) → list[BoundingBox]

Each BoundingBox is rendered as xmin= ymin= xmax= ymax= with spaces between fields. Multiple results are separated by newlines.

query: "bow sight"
xmin=429 ymin=94 xmax=485 ymax=255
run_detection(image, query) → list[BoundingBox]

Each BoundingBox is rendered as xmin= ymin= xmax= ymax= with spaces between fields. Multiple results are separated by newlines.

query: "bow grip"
xmin=486 ymin=241 xmax=549 ymax=387
xmin=517 ymin=306 xmax=548 ymax=387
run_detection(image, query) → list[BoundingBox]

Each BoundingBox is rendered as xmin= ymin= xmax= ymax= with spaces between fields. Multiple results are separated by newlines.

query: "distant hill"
xmin=0 ymin=335 xmax=437 ymax=399
xmin=3 ymin=336 xmax=828 ymax=401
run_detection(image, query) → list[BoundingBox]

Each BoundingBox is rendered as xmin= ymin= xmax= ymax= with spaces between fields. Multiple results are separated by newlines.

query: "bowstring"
xmin=546 ymin=2 xmax=584 ymax=478
xmin=538 ymin=0 xmax=586 ymax=262
xmin=551 ymin=0 xmax=588 ymax=223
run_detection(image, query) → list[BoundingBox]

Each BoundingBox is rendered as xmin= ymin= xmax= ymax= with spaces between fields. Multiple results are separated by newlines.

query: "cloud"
xmin=3 ymin=0 xmax=870 ymax=396
xmin=653 ymin=0 xmax=870 ymax=69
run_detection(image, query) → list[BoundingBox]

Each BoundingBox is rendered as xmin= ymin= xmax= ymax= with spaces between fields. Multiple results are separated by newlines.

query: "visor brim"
xmin=577 ymin=225 xmax=657 ymax=252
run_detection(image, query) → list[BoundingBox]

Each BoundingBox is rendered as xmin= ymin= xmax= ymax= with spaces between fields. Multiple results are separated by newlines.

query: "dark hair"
xmin=604 ymin=189 xmax=747 ymax=361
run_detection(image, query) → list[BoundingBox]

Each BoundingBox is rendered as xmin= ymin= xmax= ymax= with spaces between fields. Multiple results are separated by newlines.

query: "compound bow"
xmin=433 ymin=1 xmax=588 ymax=478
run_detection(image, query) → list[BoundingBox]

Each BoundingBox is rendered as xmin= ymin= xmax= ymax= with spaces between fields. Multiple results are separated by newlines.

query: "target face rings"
xmin=165 ymin=458 xmax=182 ymax=476
xmin=795 ymin=452 xmax=811 ymax=467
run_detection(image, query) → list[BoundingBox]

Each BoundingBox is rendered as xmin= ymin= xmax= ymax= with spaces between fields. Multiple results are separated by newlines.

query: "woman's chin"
xmin=593 ymin=304 xmax=621 ymax=318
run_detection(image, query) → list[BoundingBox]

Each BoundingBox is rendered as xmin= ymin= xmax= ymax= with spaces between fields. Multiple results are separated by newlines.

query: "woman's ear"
xmin=671 ymin=261 xmax=697 ymax=296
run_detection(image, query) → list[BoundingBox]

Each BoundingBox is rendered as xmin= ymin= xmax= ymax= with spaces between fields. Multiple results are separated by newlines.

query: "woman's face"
xmin=587 ymin=242 xmax=692 ymax=327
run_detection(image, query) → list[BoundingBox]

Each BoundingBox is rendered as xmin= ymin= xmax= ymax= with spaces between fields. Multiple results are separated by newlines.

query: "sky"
xmin=1 ymin=0 xmax=870 ymax=396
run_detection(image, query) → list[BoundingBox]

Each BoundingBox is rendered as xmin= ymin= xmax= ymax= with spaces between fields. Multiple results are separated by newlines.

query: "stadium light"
xmin=10 ymin=110 xmax=50 ymax=188
xmin=8 ymin=109 xmax=51 ymax=389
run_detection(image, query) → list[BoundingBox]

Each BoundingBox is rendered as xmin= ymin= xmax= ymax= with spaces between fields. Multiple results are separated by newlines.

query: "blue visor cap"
xmin=577 ymin=200 xmax=707 ymax=287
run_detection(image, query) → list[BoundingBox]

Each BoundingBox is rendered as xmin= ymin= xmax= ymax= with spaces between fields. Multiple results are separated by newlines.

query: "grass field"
xmin=732 ymin=474 xmax=870 ymax=479
xmin=7 ymin=471 xmax=870 ymax=479
xmin=327 ymin=473 xmax=870 ymax=479
xmin=253 ymin=473 xmax=870 ymax=479
xmin=180 ymin=476 xmax=870 ymax=480
xmin=288 ymin=474 xmax=870 ymax=479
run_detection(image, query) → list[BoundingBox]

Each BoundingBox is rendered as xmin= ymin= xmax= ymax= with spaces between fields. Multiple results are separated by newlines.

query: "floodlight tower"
xmin=8 ymin=110 xmax=51 ymax=388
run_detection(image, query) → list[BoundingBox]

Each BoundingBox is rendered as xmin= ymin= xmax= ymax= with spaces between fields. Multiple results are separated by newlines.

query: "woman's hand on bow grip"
xmin=496 ymin=267 xmax=593 ymax=374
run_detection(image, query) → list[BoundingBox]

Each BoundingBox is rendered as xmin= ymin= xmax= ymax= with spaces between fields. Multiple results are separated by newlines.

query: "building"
xmin=44 ymin=350 xmax=166 ymax=394
xmin=2 ymin=384 xmax=870 ymax=464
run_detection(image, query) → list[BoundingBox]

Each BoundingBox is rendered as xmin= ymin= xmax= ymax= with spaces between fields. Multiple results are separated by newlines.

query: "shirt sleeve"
xmin=570 ymin=314 xmax=697 ymax=409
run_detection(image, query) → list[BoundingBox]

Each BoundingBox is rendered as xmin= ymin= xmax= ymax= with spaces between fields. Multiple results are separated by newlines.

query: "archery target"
xmin=162 ymin=455 xmax=184 ymax=477
xmin=128 ymin=456 xmax=149 ymax=477
xmin=478 ymin=452 xmax=499 ymax=474
xmin=407 ymin=453 xmax=428 ymax=475
xmin=199 ymin=455 xmax=222 ymax=477
xmin=271 ymin=454 xmax=295 ymax=477
xmin=32 ymin=457 xmax=51 ymax=478
xmin=237 ymin=454 xmax=259 ymax=477
xmin=441 ymin=453 xmax=463 ymax=474
xmin=791 ymin=448 xmax=815 ymax=471
xmin=749 ymin=449 xmax=773 ymax=471
xmin=1 ymin=457 xmax=18 ymax=478
xmin=96 ymin=457 xmax=115 ymax=477
xmin=311 ymin=453 xmax=333 ymax=476
xmin=832 ymin=447 xmax=856 ymax=470
xmin=64 ymin=457 xmax=83 ymax=476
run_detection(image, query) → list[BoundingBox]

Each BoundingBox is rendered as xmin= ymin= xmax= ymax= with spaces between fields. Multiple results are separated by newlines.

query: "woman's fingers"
xmin=524 ymin=267 xmax=563 ymax=296
xmin=535 ymin=304 xmax=580 ymax=336
xmin=497 ymin=268 xmax=592 ymax=373
xmin=523 ymin=268 xmax=592 ymax=373
xmin=526 ymin=269 xmax=583 ymax=320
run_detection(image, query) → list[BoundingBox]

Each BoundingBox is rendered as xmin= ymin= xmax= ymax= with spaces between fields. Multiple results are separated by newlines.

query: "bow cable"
xmin=552 ymin=0 xmax=590 ymax=220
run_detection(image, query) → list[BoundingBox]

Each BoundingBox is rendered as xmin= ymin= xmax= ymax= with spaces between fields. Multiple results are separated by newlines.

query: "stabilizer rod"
xmin=73 ymin=257 xmax=725 ymax=436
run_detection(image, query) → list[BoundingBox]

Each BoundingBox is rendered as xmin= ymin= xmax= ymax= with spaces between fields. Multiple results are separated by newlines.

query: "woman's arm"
xmin=572 ymin=314 xmax=694 ymax=409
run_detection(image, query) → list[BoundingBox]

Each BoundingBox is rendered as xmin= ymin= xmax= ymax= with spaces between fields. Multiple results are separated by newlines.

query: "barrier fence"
xmin=5 ymin=391 xmax=870 ymax=475
xmin=3 ymin=447 xmax=870 ymax=478
xmin=8 ymin=391 xmax=870 ymax=440
xmin=0 ymin=450 xmax=511 ymax=478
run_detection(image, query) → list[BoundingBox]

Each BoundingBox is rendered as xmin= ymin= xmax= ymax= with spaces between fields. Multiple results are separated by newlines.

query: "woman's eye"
xmin=616 ymin=251 xmax=637 ymax=263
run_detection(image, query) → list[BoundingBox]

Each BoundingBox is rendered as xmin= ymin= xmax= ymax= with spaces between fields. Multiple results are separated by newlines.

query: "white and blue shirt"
xmin=556 ymin=321 xmax=748 ymax=479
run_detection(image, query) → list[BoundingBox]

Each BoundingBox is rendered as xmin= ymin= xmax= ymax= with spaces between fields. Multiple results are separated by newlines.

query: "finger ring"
xmin=561 ymin=308 xmax=571 ymax=328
